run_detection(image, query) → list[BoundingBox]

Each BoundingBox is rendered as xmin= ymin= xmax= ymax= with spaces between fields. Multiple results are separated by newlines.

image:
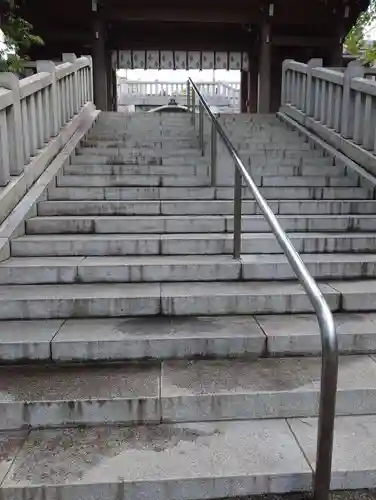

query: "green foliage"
xmin=345 ymin=0 xmax=376 ymax=64
xmin=0 ymin=0 xmax=43 ymax=74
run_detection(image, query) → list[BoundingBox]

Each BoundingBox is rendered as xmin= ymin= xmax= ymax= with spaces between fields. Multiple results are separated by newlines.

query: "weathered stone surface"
xmin=0 ymin=283 xmax=161 ymax=319
xmin=0 ymin=320 xmax=63 ymax=361
xmin=161 ymin=282 xmax=340 ymax=315
xmin=257 ymin=313 xmax=376 ymax=355
xmin=52 ymin=316 xmax=265 ymax=361
xmin=289 ymin=415 xmax=376 ymax=490
xmin=161 ymin=356 xmax=376 ymax=421
xmin=0 ymin=363 xmax=160 ymax=429
xmin=1 ymin=420 xmax=311 ymax=500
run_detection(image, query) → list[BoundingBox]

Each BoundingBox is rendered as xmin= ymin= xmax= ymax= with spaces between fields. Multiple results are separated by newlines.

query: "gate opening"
xmin=117 ymin=69 xmax=241 ymax=113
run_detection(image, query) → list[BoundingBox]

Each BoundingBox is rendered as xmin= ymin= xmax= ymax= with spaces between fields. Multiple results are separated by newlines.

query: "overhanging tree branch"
xmin=345 ymin=0 xmax=376 ymax=64
xmin=0 ymin=0 xmax=43 ymax=73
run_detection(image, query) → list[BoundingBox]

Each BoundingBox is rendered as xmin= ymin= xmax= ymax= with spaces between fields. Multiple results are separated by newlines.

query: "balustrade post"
xmin=281 ymin=60 xmax=293 ymax=105
xmin=0 ymin=108 xmax=10 ymax=186
xmin=37 ymin=60 xmax=59 ymax=136
xmin=341 ymin=61 xmax=364 ymax=139
xmin=86 ymin=56 xmax=94 ymax=103
xmin=305 ymin=59 xmax=323 ymax=117
xmin=0 ymin=73 xmax=24 ymax=175
xmin=62 ymin=53 xmax=78 ymax=114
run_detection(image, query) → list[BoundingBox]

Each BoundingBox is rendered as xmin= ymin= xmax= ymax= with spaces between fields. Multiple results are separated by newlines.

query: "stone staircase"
xmin=2 ymin=112 xmax=376 ymax=499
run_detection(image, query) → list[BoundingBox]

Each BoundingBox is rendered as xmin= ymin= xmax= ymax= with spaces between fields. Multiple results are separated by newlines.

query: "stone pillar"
xmin=258 ymin=22 xmax=272 ymax=113
xmin=106 ymin=51 xmax=113 ymax=111
xmin=92 ymin=12 xmax=108 ymax=110
xmin=112 ymin=68 xmax=118 ymax=112
xmin=248 ymin=57 xmax=259 ymax=113
xmin=240 ymin=70 xmax=248 ymax=113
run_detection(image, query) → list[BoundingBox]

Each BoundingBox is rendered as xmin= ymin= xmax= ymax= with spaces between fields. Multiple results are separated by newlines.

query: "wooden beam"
xmin=272 ymin=36 xmax=340 ymax=47
xmin=104 ymin=6 xmax=258 ymax=23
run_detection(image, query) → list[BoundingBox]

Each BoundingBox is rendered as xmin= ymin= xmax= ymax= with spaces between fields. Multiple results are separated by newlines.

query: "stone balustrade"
xmin=118 ymin=79 xmax=240 ymax=110
xmin=0 ymin=54 xmax=93 ymax=186
xmin=280 ymin=58 xmax=376 ymax=176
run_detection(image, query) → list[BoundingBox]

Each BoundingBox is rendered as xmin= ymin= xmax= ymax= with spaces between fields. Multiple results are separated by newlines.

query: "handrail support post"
xmin=187 ymin=80 xmax=191 ymax=111
xmin=191 ymin=91 xmax=196 ymax=127
xmin=199 ymin=101 xmax=204 ymax=156
xmin=211 ymin=121 xmax=217 ymax=185
xmin=233 ymin=167 xmax=242 ymax=259
xmin=313 ymin=318 xmax=338 ymax=500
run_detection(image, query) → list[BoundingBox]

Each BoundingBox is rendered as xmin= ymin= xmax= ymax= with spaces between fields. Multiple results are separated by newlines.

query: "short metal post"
xmin=233 ymin=167 xmax=242 ymax=259
xmin=199 ymin=102 xmax=204 ymax=156
xmin=211 ymin=121 xmax=217 ymax=185
xmin=187 ymin=80 xmax=191 ymax=110
xmin=192 ymin=91 xmax=196 ymax=127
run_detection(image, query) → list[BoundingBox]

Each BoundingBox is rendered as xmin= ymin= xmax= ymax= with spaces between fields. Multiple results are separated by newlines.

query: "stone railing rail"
xmin=0 ymin=54 xmax=93 ymax=186
xmin=280 ymin=58 xmax=376 ymax=176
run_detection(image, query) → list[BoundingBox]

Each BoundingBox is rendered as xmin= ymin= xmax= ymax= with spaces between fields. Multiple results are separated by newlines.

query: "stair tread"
xmin=1 ymin=312 xmax=376 ymax=363
xmin=0 ymin=418 xmax=312 ymax=497
xmin=0 ymin=356 xmax=375 ymax=428
xmin=14 ymin=232 xmax=376 ymax=240
xmin=0 ymin=354 xmax=371 ymax=402
xmin=0 ymin=282 xmax=161 ymax=299
xmin=29 ymin=214 xmax=376 ymax=221
xmin=4 ymin=253 xmax=376 ymax=266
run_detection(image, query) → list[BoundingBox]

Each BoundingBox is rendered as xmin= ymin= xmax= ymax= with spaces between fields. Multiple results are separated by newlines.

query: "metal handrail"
xmin=187 ymin=77 xmax=338 ymax=500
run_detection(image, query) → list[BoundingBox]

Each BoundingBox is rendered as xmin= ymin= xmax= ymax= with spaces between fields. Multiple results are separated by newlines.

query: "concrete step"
xmin=77 ymin=147 xmax=203 ymax=158
xmin=64 ymin=163 xmax=343 ymax=177
xmin=0 ymin=315 xmax=266 ymax=363
xmin=246 ymin=156 xmax=334 ymax=168
xmin=81 ymin=138 xmax=199 ymax=148
xmin=63 ymin=164 xmax=203 ymax=176
xmin=236 ymin=141 xmax=313 ymax=151
xmin=239 ymin=149 xmax=325 ymax=159
xmin=4 ymin=415 xmax=376 ymax=498
xmin=88 ymin=130 xmax=196 ymax=140
xmin=242 ymin=253 xmax=376 ymax=280
xmin=25 ymin=214 xmax=376 ymax=234
xmin=0 ymin=256 xmax=241 ymax=284
xmin=37 ymin=199 xmax=376 ymax=216
xmin=72 ymin=154 xmax=209 ymax=167
xmin=0 ymin=281 xmax=340 ymax=319
xmin=57 ymin=174 xmax=356 ymax=189
xmin=260 ymin=175 xmax=357 ymax=187
xmin=5 ymin=254 xmax=376 ymax=284
xmin=84 ymin=138 xmax=307 ymax=150
xmin=47 ymin=186 xmax=216 ymax=201
xmin=47 ymin=185 xmax=371 ymax=201
xmin=57 ymin=175 xmax=210 ymax=188
xmin=12 ymin=233 xmax=376 ymax=256
xmin=89 ymin=129 xmax=196 ymax=138
xmin=1 ymin=312 xmax=375 ymax=364
xmin=74 ymin=148 xmax=326 ymax=162
xmin=329 ymin=280 xmax=376 ymax=311
xmin=1 ymin=356 xmax=376 ymax=430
